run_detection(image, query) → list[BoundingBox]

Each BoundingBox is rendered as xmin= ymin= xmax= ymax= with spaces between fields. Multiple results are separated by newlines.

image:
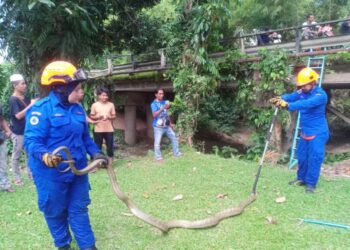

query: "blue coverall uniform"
xmin=24 ymin=91 xmax=101 ymax=249
xmin=282 ymin=86 xmax=329 ymax=187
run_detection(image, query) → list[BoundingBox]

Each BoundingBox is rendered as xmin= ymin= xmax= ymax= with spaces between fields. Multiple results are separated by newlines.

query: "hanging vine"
xmin=165 ymin=0 xmax=231 ymax=145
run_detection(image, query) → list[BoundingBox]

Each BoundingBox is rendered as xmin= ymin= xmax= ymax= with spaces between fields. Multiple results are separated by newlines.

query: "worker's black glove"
xmin=93 ymin=153 xmax=109 ymax=167
xmin=42 ymin=153 xmax=63 ymax=167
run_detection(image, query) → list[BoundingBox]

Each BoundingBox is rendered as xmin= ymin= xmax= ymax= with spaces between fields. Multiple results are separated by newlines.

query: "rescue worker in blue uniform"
xmin=270 ymin=67 xmax=329 ymax=193
xmin=24 ymin=61 xmax=108 ymax=250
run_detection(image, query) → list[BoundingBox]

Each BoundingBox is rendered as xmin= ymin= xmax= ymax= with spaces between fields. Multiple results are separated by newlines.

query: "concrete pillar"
xmin=107 ymin=58 xmax=113 ymax=75
xmin=125 ymin=105 xmax=137 ymax=145
xmin=160 ymin=49 xmax=166 ymax=68
xmin=146 ymin=105 xmax=154 ymax=140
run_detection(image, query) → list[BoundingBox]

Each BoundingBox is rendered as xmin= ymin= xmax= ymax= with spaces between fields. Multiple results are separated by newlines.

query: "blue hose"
xmin=302 ymin=218 xmax=350 ymax=230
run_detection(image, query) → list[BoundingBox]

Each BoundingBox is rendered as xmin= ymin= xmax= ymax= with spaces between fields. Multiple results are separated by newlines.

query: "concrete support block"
xmin=125 ymin=105 xmax=137 ymax=145
xmin=146 ymin=105 xmax=154 ymax=139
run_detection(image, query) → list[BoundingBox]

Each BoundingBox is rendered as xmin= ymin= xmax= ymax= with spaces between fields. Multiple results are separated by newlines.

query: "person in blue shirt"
xmin=24 ymin=61 xmax=108 ymax=250
xmin=150 ymin=88 xmax=181 ymax=161
xmin=270 ymin=67 xmax=329 ymax=193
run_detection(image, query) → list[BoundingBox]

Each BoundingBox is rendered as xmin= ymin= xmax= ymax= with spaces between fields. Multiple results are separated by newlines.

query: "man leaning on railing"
xmin=302 ymin=14 xmax=321 ymax=40
xmin=340 ymin=16 xmax=350 ymax=35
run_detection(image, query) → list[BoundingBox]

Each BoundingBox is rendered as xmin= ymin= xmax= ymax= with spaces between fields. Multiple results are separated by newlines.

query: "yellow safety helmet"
xmin=41 ymin=61 xmax=87 ymax=86
xmin=296 ymin=67 xmax=319 ymax=87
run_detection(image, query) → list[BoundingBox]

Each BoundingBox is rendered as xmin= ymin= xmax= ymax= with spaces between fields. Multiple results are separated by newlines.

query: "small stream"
xmin=194 ymin=132 xmax=246 ymax=155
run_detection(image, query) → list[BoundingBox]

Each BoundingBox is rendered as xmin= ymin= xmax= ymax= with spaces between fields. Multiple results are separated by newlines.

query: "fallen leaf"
xmin=192 ymin=167 xmax=197 ymax=172
xmin=206 ymin=210 xmax=212 ymax=214
xmin=266 ymin=216 xmax=277 ymax=224
xmin=250 ymin=207 xmax=260 ymax=213
xmin=143 ymin=193 xmax=150 ymax=199
xmin=216 ymin=193 xmax=228 ymax=199
xmin=172 ymin=183 xmax=176 ymax=187
xmin=127 ymin=162 xmax=132 ymax=168
xmin=26 ymin=210 xmax=32 ymax=215
xmin=172 ymin=194 xmax=183 ymax=201
xmin=275 ymin=196 xmax=286 ymax=203
xmin=122 ymin=212 xmax=134 ymax=217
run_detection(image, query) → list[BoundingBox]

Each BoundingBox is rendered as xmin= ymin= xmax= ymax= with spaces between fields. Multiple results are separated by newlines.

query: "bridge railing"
xmin=235 ymin=18 xmax=350 ymax=54
xmin=87 ymin=18 xmax=350 ymax=78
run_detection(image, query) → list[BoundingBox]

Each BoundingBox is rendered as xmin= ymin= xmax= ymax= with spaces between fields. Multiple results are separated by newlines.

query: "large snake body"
xmin=53 ymin=146 xmax=256 ymax=233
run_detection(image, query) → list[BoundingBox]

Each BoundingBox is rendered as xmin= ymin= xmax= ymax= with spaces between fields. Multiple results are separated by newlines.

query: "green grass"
xmin=1 ymin=147 xmax=349 ymax=250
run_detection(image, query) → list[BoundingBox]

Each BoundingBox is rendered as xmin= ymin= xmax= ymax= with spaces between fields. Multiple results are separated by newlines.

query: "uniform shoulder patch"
xmin=29 ymin=116 xmax=40 ymax=125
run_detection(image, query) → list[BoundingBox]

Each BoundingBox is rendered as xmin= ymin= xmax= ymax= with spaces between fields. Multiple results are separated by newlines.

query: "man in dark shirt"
xmin=9 ymin=74 xmax=37 ymax=185
xmin=340 ymin=16 xmax=350 ymax=35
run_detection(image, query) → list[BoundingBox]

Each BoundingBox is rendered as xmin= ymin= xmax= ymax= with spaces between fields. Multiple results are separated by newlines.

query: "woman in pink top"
xmin=90 ymin=87 xmax=116 ymax=162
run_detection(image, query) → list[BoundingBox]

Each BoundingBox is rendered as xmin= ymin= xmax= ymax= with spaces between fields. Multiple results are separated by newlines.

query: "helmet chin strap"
xmin=53 ymin=82 xmax=79 ymax=106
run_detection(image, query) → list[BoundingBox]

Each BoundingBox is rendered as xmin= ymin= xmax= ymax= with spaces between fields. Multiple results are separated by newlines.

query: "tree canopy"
xmin=0 ymin=0 xmax=158 ymax=76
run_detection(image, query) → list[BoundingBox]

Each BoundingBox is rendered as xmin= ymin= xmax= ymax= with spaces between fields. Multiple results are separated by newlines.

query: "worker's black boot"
xmin=305 ymin=185 xmax=315 ymax=193
xmin=288 ymin=179 xmax=305 ymax=186
xmin=57 ymin=245 xmax=70 ymax=250
xmin=82 ymin=246 xmax=98 ymax=250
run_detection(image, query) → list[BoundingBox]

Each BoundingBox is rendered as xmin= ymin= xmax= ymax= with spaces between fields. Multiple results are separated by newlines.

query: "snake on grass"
xmin=53 ymin=146 xmax=257 ymax=233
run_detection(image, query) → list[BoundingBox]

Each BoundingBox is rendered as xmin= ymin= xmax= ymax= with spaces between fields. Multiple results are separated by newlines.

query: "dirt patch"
xmin=322 ymin=159 xmax=350 ymax=178
xmin=117 ymin=141 xmax=152 ymax=159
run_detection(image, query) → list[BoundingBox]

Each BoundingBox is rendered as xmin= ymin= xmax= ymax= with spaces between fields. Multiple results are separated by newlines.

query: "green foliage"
xmin=232 ymin=0 xmax=302 ymax=29
xmin=212 ymin=145 xmax=239 ymax=158
xmin=144 ymin=0 xmax=178 ymax=22
xmin=198 ymin=93 xmax=239 ymax=133
xmin=327 ymin=51 xmax=350 ymax=64
xmin=324 ymin=152 xmax=350 ymax=164
xmin=164 ymin=0 xmax=231 ymax=142
xmin=255 ymin=49 xmax=292 ymax=97
xmin=231 ymin=0 xmax=350 ymax=31
xmin=0 ymin=63 xmax=15 ymax=119
xmin=0 ymin=0 xmax=158 ymax=81
xmin=1 ymin=149 xmax=350 ymax=249
xmin=210 ymin=49 xmax=293 ymax=159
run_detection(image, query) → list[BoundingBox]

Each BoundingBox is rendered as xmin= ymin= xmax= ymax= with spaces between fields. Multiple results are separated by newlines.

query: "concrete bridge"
xmin=86 ymin=23 xmax=350 ymax=145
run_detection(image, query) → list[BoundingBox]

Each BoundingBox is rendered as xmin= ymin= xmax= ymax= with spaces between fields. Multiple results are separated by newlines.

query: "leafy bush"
xmin=324 ymin=152 xmax=350 ymax=164
xmin=211 ymin=145 xmax=238 ymax=158
xmin=198 ymin=93 xmax=239 ymax=133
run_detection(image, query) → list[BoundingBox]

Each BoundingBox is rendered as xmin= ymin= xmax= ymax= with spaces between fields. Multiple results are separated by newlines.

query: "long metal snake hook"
xmin=52 ymin=146 xmax=257 ymax=233
xmin=251 ymin=107 xmax=279 ymax=195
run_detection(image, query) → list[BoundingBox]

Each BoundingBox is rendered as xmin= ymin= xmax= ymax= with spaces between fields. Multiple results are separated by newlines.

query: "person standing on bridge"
xmin=340 ymin=16 xmax=350 ymax=35
xmin=302 ymin=14 xmax=320 ymax=40
xmin=151 ymin=88 xmax=181 ymax=162
xmin=270 ymin=67 xmax=329 ymax=193
xmin=24 ymin=61 xmax=108 ymax=250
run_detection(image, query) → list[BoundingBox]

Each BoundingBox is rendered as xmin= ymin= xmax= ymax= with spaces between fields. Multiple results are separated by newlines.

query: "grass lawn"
xmin=1 ymin=147 xmax=349 ymax=250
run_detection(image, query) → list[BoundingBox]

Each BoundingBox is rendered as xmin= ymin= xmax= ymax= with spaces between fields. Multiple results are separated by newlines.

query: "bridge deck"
xmin=87 ymin=35 xmax=350 ymax=90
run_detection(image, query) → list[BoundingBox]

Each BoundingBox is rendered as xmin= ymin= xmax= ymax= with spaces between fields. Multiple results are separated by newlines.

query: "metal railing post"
xmin=295 ymin=28 xmax=301 ymax=53
xmin=160 ymin=49 xmax=166 ymax=68
xmin=107 ymin=58 xmax=113 ymax=75
xmin=131 ymin=54 xmax=136 ymax=69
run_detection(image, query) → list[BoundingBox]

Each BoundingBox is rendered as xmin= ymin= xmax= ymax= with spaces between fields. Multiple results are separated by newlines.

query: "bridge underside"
xmin=109 ymin=72 xmax=350 ymax=92
xmin=323 ymin=73 xmax=350 ymax=89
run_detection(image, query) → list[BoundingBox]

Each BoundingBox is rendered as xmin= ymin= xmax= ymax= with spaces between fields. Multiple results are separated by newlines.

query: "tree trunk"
xmin=271 ymin=120 xmax=283 ymax=153
xmin=180 ymin=0 xmax=195 ymax=147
